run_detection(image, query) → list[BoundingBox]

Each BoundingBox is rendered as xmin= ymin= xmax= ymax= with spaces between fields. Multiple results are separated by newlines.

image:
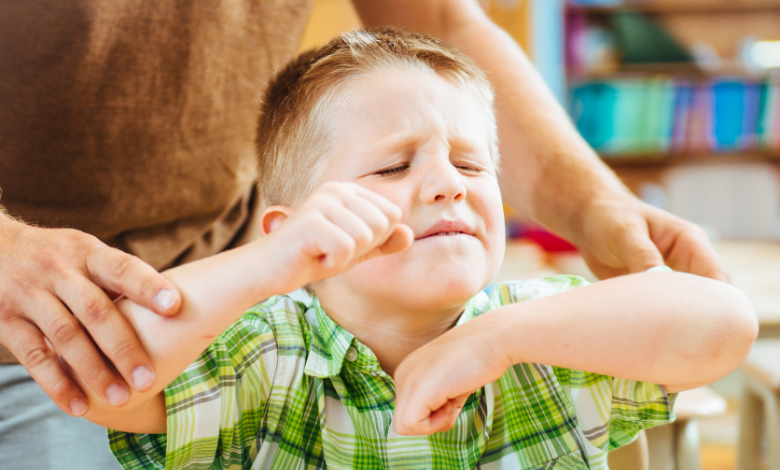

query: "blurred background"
xmin=299 ymin=1 xmax=780 ymax=469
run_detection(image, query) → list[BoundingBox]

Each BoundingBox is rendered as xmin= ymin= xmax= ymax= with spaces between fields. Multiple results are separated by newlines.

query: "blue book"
xmin=711 ymin=80 xmax=745 ymax=152
xmin=742 ymin=81 xmax=762 ymax=150
xmin=570 ymin=81 xmax=617 ymax=151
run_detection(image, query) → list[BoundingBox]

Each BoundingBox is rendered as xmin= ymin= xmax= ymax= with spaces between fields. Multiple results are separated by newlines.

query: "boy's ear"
xmin=260 ymin=205 xmax=292 ymax=236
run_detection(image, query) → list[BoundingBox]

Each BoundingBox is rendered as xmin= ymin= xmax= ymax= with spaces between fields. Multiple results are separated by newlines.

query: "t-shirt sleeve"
xmin=490 ymin=273 xmax=677 ymax=451
xmin=553 ymin=368 xmax=677 ymax=451
xmin=108 ymin=307 xmax=280 ymax=470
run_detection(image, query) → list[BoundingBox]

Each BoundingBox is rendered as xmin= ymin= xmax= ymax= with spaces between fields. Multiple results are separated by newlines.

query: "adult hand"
xmin=0 ymin=215 xmax=182 ymax=417
xmin=574 ymin=196 xmax=729 ymax=282
xmin=351 ymin=0 xmax=728 ymax=284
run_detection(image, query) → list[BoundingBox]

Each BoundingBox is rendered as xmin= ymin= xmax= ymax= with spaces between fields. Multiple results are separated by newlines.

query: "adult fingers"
xmin=55 ymin=275 xmax=156 ymax=392
xmin=86 ymin=245 xmax=181 ymax=316
xmin=25 ymin=292 xmax=130 ymax=407
xmin=611 ymin=217 xmax=665 ymax=274
xmin=649 ymin=215 xmax=730 ymax=282
xmin=0 ymin=315 xmax=89 ymax=416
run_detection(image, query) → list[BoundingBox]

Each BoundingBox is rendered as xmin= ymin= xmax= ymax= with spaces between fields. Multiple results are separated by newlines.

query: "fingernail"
xmin=106 ymin=383 xmax=130 ymax=406
xmin=155 ymin=289 xmax=176 ymax=311
xmin=69 ymin=397 xmax=88 ymax=416
xmin=132 ymin=366 xmax=155 ymax=390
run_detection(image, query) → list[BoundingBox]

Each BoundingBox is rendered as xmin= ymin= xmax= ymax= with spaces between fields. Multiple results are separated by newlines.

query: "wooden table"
xmin=714 ymin=241 xmax=780 ymax=339
xmin=497 ymin=240 xmax=780 ymax=337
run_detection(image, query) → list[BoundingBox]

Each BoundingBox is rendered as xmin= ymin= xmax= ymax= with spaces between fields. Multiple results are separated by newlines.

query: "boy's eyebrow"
xmin=448 ymin=135 xmax=484 ymax=154
xmin=369 ymin=133 xmax=484 ymax=156
xmin=369 ymin=133 xmax=422 ymax=155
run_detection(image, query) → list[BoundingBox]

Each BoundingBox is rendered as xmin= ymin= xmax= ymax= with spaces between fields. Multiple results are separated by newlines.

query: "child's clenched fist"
xmin=261 ymin=182 xmax=414 ymax=292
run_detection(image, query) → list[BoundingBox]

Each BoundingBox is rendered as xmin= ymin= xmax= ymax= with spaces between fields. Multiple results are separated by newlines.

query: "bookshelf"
xmin=566 ymin=0 xmax=780 ymax=157
xmin=565 ymin=0 xmax=780 ymax=239
xmin=579 ymin=0 xmax=780 ymax=14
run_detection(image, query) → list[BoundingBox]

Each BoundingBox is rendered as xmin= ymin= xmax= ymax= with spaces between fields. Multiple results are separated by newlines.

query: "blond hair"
xmin=255 ymin=27 xmax=498 ymax=209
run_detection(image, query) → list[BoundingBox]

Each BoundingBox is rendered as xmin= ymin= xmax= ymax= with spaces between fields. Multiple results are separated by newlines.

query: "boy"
xmin=79 ymin=28 xmax=757 ymax=469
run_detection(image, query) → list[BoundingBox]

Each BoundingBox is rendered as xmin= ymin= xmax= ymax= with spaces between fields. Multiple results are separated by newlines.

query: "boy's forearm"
xmin=80 ymin=237 xmax=291 ymax=432
xmin=480 ymin=273 xmax=757 ymax=390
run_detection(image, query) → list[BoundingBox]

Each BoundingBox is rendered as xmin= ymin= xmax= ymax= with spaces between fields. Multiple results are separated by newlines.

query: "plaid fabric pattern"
xmin=109 ymin=274 xmax=676 ymax=469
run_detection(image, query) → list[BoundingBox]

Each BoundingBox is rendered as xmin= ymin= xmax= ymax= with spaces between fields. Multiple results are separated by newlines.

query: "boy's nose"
xmin=419 ymin=162 xmax=466 ymax=204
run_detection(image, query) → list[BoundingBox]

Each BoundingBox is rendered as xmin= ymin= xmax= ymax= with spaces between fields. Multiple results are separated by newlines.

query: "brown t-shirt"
xmin=0 ymin=0 xmax=314 ymax=269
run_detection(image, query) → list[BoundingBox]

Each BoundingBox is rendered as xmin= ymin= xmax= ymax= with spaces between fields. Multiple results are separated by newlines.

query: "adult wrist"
xmin=567 ymin=190 xmax=640 ymax=247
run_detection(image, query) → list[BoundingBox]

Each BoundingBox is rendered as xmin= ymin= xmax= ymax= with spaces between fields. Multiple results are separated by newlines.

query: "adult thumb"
xmin=617 ymin=230 xmax=665 ymax=273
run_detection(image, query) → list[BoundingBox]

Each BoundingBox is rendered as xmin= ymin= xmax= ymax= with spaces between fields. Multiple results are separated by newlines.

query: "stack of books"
xmin=569 ymin=78 xmax=780 ymax=157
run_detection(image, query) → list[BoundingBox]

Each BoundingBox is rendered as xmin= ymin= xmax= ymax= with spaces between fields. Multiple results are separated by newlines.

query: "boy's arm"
xmin=353 ymin=0 xmax=728 ymax=282
xmin=75 ymin=182 xmax=413 ymax=434
xmin=393 ymin=272 xmax=757 ymax=436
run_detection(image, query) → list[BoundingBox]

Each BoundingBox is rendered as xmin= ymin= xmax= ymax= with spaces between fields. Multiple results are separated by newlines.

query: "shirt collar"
xmin=303 ymin=291 xmax=489 ymax=379
xmin=303 ymin=297 xmax=355 ymax=378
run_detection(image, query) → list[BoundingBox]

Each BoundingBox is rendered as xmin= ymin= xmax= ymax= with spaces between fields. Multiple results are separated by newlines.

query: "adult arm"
xmin=393 ymin=271 xmax=758 ymax=435
xmin=352 ymin=0 xmax=728 ymax=281
xmin=0 ymin=206 xmax=182 ymax=416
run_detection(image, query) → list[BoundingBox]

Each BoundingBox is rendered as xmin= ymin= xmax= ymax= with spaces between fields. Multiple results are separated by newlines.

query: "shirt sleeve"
xmin=553 ymin=368 xmax=677 ymax=451
xmin=108 ymin=308 xmax=279 ymax=470
xmin=490 ymin=272 xmax=677 ymax=451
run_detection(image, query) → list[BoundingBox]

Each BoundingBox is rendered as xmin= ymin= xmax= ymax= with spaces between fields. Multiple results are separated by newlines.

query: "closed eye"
xmin=375 ymin=164 xmax=409 ymax=177
xmin=456 ymin=164 xmax=482 ymax=174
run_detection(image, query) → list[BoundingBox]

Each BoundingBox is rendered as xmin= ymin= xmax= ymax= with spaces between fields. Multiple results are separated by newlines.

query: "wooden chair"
xmin=739 ymin=340 xmax=780 ymax=470
xmin=610 ymin=431 xmax=650 ymax=470
xmin=647 ymin=386 xmax=727 ymax=470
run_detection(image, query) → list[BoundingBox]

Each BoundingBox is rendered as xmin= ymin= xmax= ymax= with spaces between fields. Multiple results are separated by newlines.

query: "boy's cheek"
xmin=354 ymin=180 xmax=410 ymax=212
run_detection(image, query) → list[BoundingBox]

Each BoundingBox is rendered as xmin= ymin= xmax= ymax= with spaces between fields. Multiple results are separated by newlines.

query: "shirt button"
xmin=345 ymin=347 xmax=358 ymax=362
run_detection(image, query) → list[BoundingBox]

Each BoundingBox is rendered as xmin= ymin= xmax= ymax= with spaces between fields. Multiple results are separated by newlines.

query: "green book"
xmin=603 ymin=79 xmax=646 ymax=155
xmin=641 ymin=77 xmax=676 ymax=153
xmin=610 ymin=11 xmax=693 ymax=64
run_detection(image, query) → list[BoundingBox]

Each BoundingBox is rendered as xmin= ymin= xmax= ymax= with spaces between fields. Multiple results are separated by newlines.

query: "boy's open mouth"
xmin=416 ymin=220 xmax=475 ymax=240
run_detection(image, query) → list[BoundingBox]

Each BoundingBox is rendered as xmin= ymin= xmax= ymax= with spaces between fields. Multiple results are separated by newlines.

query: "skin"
xmin=79 ymin=70 xmax=756 ymax=440
xmin=352 ymin=0 xmax=728 ymax=281
xmin=0 ymin=0 xmax=728 ymax=418
xmin=308 ymin=69 xmax=505 ymax=376
xmin=0 ymin=215 xmax=181 ymax=415
xmin=392 ymin=272 xmax=756 ymax=436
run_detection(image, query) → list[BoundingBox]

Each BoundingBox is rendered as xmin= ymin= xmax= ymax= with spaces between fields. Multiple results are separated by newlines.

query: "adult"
xmin=0 ymin=0 xmax=727 ymax=468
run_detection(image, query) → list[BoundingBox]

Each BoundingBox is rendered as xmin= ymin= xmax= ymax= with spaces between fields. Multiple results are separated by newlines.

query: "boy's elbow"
xmin=709 ymin=283 xmax=757 ymax=374
xmin=724 ymin=285 xmax=758 ymax=355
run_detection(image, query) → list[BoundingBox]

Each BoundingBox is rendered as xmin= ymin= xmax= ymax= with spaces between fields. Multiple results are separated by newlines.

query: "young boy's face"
xmin=314 ymin=68 xmax=506 ymax=309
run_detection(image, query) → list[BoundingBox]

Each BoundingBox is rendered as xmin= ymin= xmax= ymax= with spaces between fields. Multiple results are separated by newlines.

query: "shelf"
xmin=573 ymin=0 xmax=780 ymax=15
xmin=599 ymin=152 xmax=780 ymax=167
xmin=569 ymin=62 xmax=776 ymax=80
xmin=569 ymin=62 xmax=704 ymax=80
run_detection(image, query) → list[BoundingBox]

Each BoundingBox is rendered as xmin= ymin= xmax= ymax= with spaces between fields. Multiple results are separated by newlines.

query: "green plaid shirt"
xmin=109 ymin=275 xmax=676 ymax=469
